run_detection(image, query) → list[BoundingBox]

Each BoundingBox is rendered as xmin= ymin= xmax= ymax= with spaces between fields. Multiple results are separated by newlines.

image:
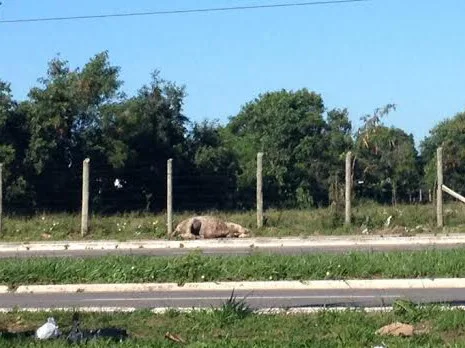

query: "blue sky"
xmin=1 ymin=0 xmax=465 ymax=146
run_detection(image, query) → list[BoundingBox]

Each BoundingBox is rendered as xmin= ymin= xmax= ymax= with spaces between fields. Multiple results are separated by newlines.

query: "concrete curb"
xmin=0 ymin=306 xmax=464 ymax=314
xmin=7 ymin=278 xmax=465 ymax=294
xmin=1 ymin=234 xmax=465 ymax=253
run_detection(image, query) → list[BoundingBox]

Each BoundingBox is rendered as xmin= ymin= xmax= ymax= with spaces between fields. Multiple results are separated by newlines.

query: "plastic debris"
xmin=66 ymin=313 xmax=129 ymax=344
xmin=87 ymin=327 xmax=129 ymax=342
xmin=35 ymin=317 xmax=61 ymax=340
xmin=66 ymin=313 xmax=84 ymax=344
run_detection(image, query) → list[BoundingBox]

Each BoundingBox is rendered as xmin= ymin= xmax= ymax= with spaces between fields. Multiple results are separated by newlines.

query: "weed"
xmin=213 ymin=290 xmax=252 ymax=326
xmin=393 ymin=299 xmax=422 ymax=323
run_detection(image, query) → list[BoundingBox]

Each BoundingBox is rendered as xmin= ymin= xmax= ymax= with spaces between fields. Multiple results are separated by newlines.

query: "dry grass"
xmin=1 ymin=202 xmax=465 ymax=241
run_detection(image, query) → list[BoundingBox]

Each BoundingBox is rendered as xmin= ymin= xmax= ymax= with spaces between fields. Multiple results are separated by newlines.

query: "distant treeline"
xmin=0 ymin=51 xmax=463 ymax=214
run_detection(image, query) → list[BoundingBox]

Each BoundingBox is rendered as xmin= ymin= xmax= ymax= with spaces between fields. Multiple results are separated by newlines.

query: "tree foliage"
xmin=354 ymin=105 xmax=421 ymax=204
xmin=22 ymin=52 xmax=122 ymax=211
xmin=0 ymin=81 xmax=31 ymax=211
xmin=421 ymin=111 xmax=465 ymax=194
xmin=0 ymin=51 xmax=459 ymax=215
xmin=225 ymin=89 xmax=337 ymax=208
xmin=94 ymin=71 xmax=189 ymax=212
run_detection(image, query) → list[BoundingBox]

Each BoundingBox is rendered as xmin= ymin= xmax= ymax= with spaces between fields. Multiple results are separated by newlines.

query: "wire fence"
xmin=0 ymin=148 xmax=460 ymax=236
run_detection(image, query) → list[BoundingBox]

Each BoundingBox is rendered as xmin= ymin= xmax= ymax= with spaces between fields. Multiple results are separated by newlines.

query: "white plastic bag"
xmin=35 ymin=317 xmax=61 ymax=340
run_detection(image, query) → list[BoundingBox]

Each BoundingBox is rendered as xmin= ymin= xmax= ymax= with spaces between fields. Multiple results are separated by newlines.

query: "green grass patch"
xmin=2 ymin=202 xmax=465 ymax=241
xmin=2 ymin=303 xmax=465 ymax=347
xmin=2 ymin=249 xmax=465 ymax=286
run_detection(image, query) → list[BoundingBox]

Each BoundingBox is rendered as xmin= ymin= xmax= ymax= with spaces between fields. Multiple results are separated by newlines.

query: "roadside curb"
xmin=7 ymin=278 xmax=465 ymax=295
xmin=0 ymin=305 xmax=464 ymax=314
xmin=1 ymin=234 xmax=465 ymax=253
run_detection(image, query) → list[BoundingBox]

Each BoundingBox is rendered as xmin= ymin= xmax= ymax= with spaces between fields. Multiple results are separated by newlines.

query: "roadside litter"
xmin=0 ymin=313 xmax=129 ymax=344
xmin=67 ymin=313 xmax=128 ymax=344
xmin=36 ymin=317 xmax=61 ymax=340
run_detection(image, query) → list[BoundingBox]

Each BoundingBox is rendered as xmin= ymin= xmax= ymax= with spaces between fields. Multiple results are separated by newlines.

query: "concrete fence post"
xmin=257 ymin=152 xmax=264 ymax=229
xmin=81 ymin=158 xmax=90 ymax=236
xmin=345 ymin=151 xmax=352 ymax=225
xmin=437 ymin=147 xmax=444 ymax=228
xmin=167 ymin=159 xmax=173 ymax=236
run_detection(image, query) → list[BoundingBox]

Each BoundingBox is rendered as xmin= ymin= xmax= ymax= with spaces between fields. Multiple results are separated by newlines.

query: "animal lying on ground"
xmin=170 ymin=216 xmax=250 ymax=239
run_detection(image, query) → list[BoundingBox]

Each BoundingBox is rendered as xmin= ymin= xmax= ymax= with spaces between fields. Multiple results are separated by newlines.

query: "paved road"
xmin=1 ymin=288 xmax=464 ymax=310
xmin=1 ymin=243 xmax=465 ymax=259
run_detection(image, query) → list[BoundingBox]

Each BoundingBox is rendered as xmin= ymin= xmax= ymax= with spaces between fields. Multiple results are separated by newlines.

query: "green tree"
xmin=224 ymin=89 xmax=335 ymax=208
xmin=0 ymin=81 xmax=18 ymax=177
xmin=354 ymin=105 xmax=420 ymax=204
xmin=98 ymin=71 xmax=190 ymax=212
xmin=421 ymin=111 xmax=465 ymax=195
xmin=24 ymin=52 xmax=122 ymax=211
xmin=325 ymin=108 xmax=353 ymax=204
xmin=185 ymin=120 xmax=239 ymax=210
xmin=0 ymin=81 xmax=32 ymax=212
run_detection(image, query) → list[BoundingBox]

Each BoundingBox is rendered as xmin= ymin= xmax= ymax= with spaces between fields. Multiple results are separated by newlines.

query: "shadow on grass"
xmin=0 ymin=330 xmax=36 ymax=340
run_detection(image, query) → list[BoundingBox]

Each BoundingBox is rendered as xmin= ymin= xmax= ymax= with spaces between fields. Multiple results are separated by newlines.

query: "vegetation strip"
xmin=2 ymin=249 xmax=465 ymax=286
xmin=3 ymin=202 xmax=465 ymax=242
xmin=1 ymin=302 xmax=465 ymax=347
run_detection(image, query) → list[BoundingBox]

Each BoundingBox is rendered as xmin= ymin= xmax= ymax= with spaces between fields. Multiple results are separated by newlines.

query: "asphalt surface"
xmin=1 ymin=243 xmax=465 ymax=259
xmin=1 ymin=288 xmax=465 ymax=310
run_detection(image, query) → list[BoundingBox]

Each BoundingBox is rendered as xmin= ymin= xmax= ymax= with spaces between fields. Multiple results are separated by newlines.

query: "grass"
xmin=2 ymin=201 xmax=465 ymax=242
xmin=2 ymin=302 xmax=465 ymax=346
xmin=3 ymin=249 xmax=465 ymax=286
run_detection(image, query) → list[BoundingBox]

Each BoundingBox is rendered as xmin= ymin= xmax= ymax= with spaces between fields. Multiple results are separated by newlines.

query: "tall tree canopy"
xmin=354 ymin=105 xmax=421 ymax=204
xmin=325 ymin=108 xmax=353 ymax=203
xmin=421 ymin=111 xmax=465 ymax=195
xmin=224 ymin=89 xmax=351 ymax=208
xmin=1 ymin=50 xmax=460 ymax=215
xmin=183 ymin=120 xmax=240 ymax=210
xmin=24 ymin=52 xmax=122 ymax=211
xmin=0 ymin=81 xmax=31 ymax=211
xmin=95 ymin=71 xmax=190 ymax=212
